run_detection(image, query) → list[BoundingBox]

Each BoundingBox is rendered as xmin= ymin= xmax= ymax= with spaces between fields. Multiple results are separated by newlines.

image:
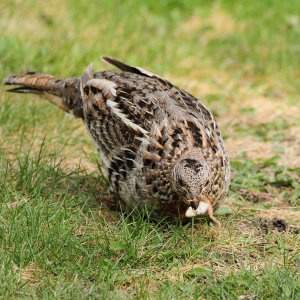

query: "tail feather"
xmin=4 ymin=73 xmax=56 ymax=91
xmin=6 ymin=86 xmax=44 ymax=94
xmin=4 ymin=72 xmax=83 ymax=118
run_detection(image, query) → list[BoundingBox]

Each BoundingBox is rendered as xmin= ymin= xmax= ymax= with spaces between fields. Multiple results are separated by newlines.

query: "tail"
xmin=4 ymin=72 xmax=83 ymax=118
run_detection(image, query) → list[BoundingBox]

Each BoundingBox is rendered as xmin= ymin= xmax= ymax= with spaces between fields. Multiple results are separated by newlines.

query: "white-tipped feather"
xmin=106 ymin=99 xmax=149 ymax=135
xmin=87 ymin=78 xmax=117 ymax=97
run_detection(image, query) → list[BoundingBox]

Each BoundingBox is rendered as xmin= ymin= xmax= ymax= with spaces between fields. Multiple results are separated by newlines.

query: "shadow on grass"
xmin=0 ymin=136 xmax=219 ymax=229
xmin=1 ymin=137 xmax=299 ymax=230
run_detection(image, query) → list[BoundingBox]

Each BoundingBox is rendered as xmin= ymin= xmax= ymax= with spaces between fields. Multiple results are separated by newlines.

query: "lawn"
xmin=0 ymin=0 xmax=299 ymax=299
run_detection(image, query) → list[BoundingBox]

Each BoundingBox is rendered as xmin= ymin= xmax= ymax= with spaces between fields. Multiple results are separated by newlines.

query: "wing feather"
xmin=102 ymin=56 xmax=172 ymax=86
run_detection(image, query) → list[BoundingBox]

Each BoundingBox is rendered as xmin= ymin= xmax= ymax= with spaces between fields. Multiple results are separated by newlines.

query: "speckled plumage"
xmin=4 ymin=57 xmax=230 ymax=224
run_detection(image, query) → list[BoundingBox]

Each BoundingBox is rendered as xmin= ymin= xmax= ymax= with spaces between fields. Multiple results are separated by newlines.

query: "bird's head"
xmin=172 ymin=151 xmax=217 ymax=221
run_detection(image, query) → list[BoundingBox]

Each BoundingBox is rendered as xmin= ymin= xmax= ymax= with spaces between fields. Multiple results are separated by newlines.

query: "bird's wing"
xmin=82 ymin=60 xmax=219 ymax=158
xmin=81 ymin=65 xmax=164 ymax=175
xmin=102 ymin=56 xmax=173 ymax=87
xmin=81 ymin=64 xmax=150 ymax=138
xmin=102 ymin=56 xmax=214 ymax=124
xmin=104 ymin=58 xmax=221 ymax=153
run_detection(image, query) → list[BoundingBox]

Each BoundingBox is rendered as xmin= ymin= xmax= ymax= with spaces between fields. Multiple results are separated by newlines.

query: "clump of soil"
xmin=258 ymin=217 xmax=288 ymax=233
xmin=257 ymin=217 xmax=299 ymax=234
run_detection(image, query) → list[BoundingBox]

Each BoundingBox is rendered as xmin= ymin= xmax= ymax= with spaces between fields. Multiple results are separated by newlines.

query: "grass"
xmin=0 ymin=0 xmax=300 ymax=299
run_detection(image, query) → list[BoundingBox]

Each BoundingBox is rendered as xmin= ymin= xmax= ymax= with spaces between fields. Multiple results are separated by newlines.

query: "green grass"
xmin=0 ymin=0 xmax=300 ymax=299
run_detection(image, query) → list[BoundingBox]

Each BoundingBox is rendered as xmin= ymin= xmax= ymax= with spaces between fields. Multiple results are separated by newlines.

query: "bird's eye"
xmin=195 ymin=163 xmax=203 ymax=172
xmin=83 ymin=86 xmax=90 ymax=95
xmin=177 ymin=178 xmax=184 ymax=186
xmin=190 ymin=201 xmax=197 ymax=210
xmin=90 ymin=86 xmax=98 ymax=94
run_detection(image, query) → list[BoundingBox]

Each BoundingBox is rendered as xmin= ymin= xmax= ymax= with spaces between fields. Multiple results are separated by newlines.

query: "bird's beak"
xmin=185 ymin=197 xmax=221 ymax=227
xmin=185 ymin=201 xmax=209 ymax=218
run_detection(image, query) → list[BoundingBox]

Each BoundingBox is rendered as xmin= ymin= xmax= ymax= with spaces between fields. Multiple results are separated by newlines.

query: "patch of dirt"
xmin=219 ymin=95 xmax=299 ymax=167
xmin=180 ymin=8 xmax=239 ymax=41
xmin=61 ymin=153 xmax=98 ymax=173
xmin=245 ymin=97 xmax=300 ymax=123
xmin=256 ymin=208 xmax=300 ymax=225
xmin=226 ymin=137 xmax=276 ymax=160
xmin=218 ymin=95 xmax=299 ymax=126
xmin=279 ymin=126 xmax=300 ymax=168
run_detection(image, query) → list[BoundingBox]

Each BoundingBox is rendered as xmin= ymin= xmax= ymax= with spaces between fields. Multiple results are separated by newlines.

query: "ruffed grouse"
xmin=4 ymin=57 xmax=230 ymax=225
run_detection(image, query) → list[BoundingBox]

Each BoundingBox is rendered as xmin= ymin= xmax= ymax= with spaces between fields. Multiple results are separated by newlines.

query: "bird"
xmin=4 ymin=57 xmax=230 ymax=225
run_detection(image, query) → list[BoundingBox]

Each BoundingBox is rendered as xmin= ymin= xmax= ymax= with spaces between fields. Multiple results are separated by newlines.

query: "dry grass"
xmin=179 ymin=7 xmax=241 ymax=42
